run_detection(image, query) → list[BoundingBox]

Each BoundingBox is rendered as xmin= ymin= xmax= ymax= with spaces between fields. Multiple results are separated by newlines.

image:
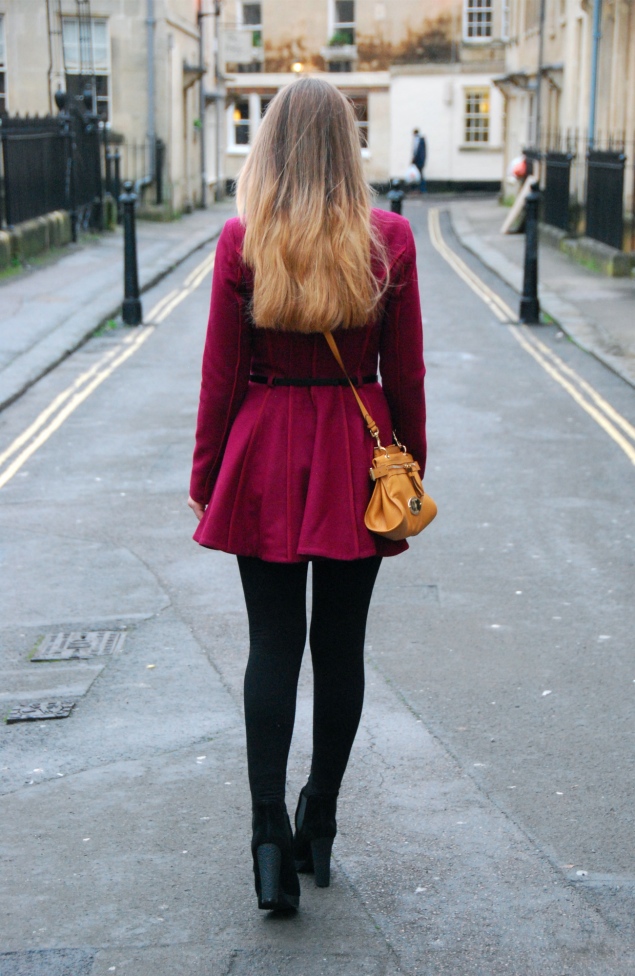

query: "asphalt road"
xmin=0 ymin=198 xmax=634 ymax=975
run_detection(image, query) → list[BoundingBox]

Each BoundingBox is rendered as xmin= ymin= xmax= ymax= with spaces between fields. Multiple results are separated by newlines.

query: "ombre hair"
xmin=236 ymin=77 xmax=389 ymax=333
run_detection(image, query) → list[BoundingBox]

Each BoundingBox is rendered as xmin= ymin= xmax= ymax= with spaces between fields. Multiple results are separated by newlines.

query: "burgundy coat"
xmin=190 ymin=208 xmax=426 ymax=562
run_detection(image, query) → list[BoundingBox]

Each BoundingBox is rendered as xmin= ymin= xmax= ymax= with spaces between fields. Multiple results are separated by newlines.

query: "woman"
xmin=188 ymin=78 xmax=426 ymax=913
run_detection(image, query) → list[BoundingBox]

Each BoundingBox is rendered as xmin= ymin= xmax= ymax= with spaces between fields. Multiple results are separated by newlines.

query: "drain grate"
xmin=31 ymin=631 xmax=126 ymax=661
xmin=6 ymin=700 xmax=77 ymax=723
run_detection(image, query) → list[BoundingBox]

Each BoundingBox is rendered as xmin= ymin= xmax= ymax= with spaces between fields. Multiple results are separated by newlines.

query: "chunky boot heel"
xmin=310 ymin=836 xmax=334 ymax=887
xmin=251 ymin=801 xmax=300 ymax=912
xmin=256 ymin=843 xmax=281 ymax=908
xmin=293 ymin=786 xmax=337 ymax=886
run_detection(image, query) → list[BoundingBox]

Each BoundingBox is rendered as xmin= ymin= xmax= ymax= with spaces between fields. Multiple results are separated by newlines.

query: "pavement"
xmin=1 ymin=198 xmax=635 ymax=974
xmin=0 ymin=204 xmax=234 ymax=412
xmin=449 ymin=196 xmax=635 ymax=387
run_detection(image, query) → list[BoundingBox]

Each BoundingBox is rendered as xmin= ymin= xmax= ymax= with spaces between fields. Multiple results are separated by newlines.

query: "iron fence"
xmin=536 ymin=131 xmax=635 ymax=251
xmin=112 ymin=138 xmax=166 ymax=204
xmin=1 ymin=105 xmax=167 ymax=235
xmin=0 ymin=116 xmax=68 ymax=226
xmin=0 ymin=101 xmax=103 ymax=236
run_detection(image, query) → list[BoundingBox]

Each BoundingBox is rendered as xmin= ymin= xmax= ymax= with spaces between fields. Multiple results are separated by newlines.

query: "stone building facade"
xmin=497 ymin=0 xmax=635 ymax=209
xmin=220 ymin=0 xmax=507 ymax=187
xmin=0 ymin=0 xmax=217 ymax=213
xmin=0 ymin=0 xmax=510 ymax=208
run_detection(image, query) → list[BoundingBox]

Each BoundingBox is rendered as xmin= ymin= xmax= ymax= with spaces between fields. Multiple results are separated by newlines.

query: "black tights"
xmin=237 ymin=556 xmax=382 ymax=804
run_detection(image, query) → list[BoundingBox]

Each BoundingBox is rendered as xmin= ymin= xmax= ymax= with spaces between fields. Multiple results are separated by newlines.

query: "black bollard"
xmin=120 ymin=181 xmax=143 ymax=326
xmin=519 ymin=181 xmax=541 ymax=324
xmin=387 ymin=178 xmax=405 ymax=215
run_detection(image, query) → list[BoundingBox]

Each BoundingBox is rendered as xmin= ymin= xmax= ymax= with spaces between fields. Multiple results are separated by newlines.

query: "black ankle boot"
xmin=251 ymin=801 xmax=300 ymax=911
xmin=293 ymin=787 xmax=337 ymax=887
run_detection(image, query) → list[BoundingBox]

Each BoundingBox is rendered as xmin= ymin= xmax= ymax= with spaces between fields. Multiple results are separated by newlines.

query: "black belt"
xmin=250 ymin=374 xmax=378 ymax=387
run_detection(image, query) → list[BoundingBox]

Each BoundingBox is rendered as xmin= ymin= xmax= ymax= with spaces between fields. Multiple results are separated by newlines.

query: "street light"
xmin=291 ymin=62 xmax=304 ymax=73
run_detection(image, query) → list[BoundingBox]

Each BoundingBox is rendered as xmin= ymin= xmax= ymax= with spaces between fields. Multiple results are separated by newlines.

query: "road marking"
xmin=0 ymin=327 xmax=154 ymax=490
xmin=428 ymin=208 xmax=635 ymax=467
xmin=428 ymin=208 xmax=511 ymax=322
xmin=146 ymin=288 xmax=179 ymax=322
xmin=0 ymin=341 xmax=128 ymax=469
xmin=184 ymin=251 xmax=215 ymax=288
xmin=0 ymin=247 xmax=216 ymax=490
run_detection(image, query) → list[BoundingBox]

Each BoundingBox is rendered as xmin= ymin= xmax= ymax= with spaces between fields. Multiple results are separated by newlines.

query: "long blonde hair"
xmin=236 ymin=78 xmax=388 ymax=333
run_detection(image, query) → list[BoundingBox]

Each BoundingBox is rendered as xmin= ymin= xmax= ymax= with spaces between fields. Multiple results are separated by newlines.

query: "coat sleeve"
xmin=190 ymin=219 xmax=251 ymax=505
xmin=379 ymin=221 xmax=427 ymax=476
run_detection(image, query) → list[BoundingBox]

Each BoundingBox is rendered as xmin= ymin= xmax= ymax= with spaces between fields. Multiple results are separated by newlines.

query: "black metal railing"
xmin=586 ymin=149 xmax=626 ymax=250
xmin=544 ymin=151 xmax=574 ymax=232
xmin=1 ymin=96 xmax=167 ymax=235
xmin=528 ymin=131 xmax=635 ymax=251
xmin=0 ymin=98 xmax=103 ymax=236
xmin=0 ymin=116 xmax=67 ymax=225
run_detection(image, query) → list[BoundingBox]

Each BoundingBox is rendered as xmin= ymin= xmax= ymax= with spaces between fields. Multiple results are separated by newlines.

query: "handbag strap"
xmin=323 ymin=331 xmax=382 ymax=447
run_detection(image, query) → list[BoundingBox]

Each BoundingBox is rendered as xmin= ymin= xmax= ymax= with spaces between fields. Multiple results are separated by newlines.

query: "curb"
xmin=448 ymin=205 xmax=635 ymax=390
xmin=0 ymin=223 xmax=223 ymax=413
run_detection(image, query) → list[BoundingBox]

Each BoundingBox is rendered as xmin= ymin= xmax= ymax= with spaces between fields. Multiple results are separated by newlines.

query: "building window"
xmin=228 ymin=93 xmax=277 ymax=149
xmin=233 ymin=98 xmax=250 ymax=145
xmin=62 ymin=17 xmax=111 ymax=119
xmin=349 ymin=96 xmax=368 ymax=147
xmin=464 ymin=88 xmax=490 ymax=143
xmin=331 ymin=1 xmax=355 ymax=45
xmin=464 ymin=0 xmax=493 ymax=39
xmin=260 ymin=95 xmax=275 ymax=117
xmin=240 ymin=2 xmax=262 ymax=47
xmin=231 ymin=2 xmax=262 ymax=71
xmin=328 ymin=61 xmax=353 ymax=72
xmin=0 ymin=15 xmax=7 ymax=115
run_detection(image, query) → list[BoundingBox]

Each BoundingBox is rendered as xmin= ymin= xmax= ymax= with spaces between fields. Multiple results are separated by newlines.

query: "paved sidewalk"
xmin=0 ymin=202 xmax=235 ymax=411
xmin=449 ymin=197 xmax=635 ymax=388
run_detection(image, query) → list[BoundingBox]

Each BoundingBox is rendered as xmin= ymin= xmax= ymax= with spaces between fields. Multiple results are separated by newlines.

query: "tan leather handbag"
xmin=324 ymin=332 xmax=437 ymax=542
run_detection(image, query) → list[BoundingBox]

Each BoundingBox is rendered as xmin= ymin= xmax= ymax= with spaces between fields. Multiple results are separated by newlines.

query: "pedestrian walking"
xmin=412 ymin=128 xmax=427 ymax=192
xmin=188 ymin=77 xmax=426 ymax=914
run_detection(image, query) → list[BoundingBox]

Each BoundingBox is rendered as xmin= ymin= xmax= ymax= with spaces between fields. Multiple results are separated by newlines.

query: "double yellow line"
xmin=148 ymin=250 xmax=215 ymax=325
xmin=0 ymin=248 xmax=216 ymax=491
xmin=428 ymin=208 xmax=635 ymax=467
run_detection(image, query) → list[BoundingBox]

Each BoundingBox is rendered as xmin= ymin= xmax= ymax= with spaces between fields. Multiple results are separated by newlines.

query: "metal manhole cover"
xmin=6 ymin=700 xmax=77 ymax=723
xmin=31 ymin=631 xmax=126 ymax=661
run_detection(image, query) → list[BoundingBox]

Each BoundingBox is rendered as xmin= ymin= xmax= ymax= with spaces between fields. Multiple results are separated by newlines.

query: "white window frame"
xmin=226 ymin=91 xmax=268 ymax=154
xmin=347 ymin=94 xmax=369 ymax=148
xmin=237 ymin=1 xmax=262 ymax=30
xmin=329 ymin=0 xmax=356 ymax=45
xmin=226 ymin=88 xmax=372 ymax=160
xmin=62 ymin=17 xmax=111 ymax=119
xmin=0 ymin=14 xmax=7 ymax=115
xmin=463 ymin=0 xmax=493 ymax=41
xmin=233 ymin=1 xmax=263 ymax=68
xmin=464 ymin=87 xmax=491 ymax=144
